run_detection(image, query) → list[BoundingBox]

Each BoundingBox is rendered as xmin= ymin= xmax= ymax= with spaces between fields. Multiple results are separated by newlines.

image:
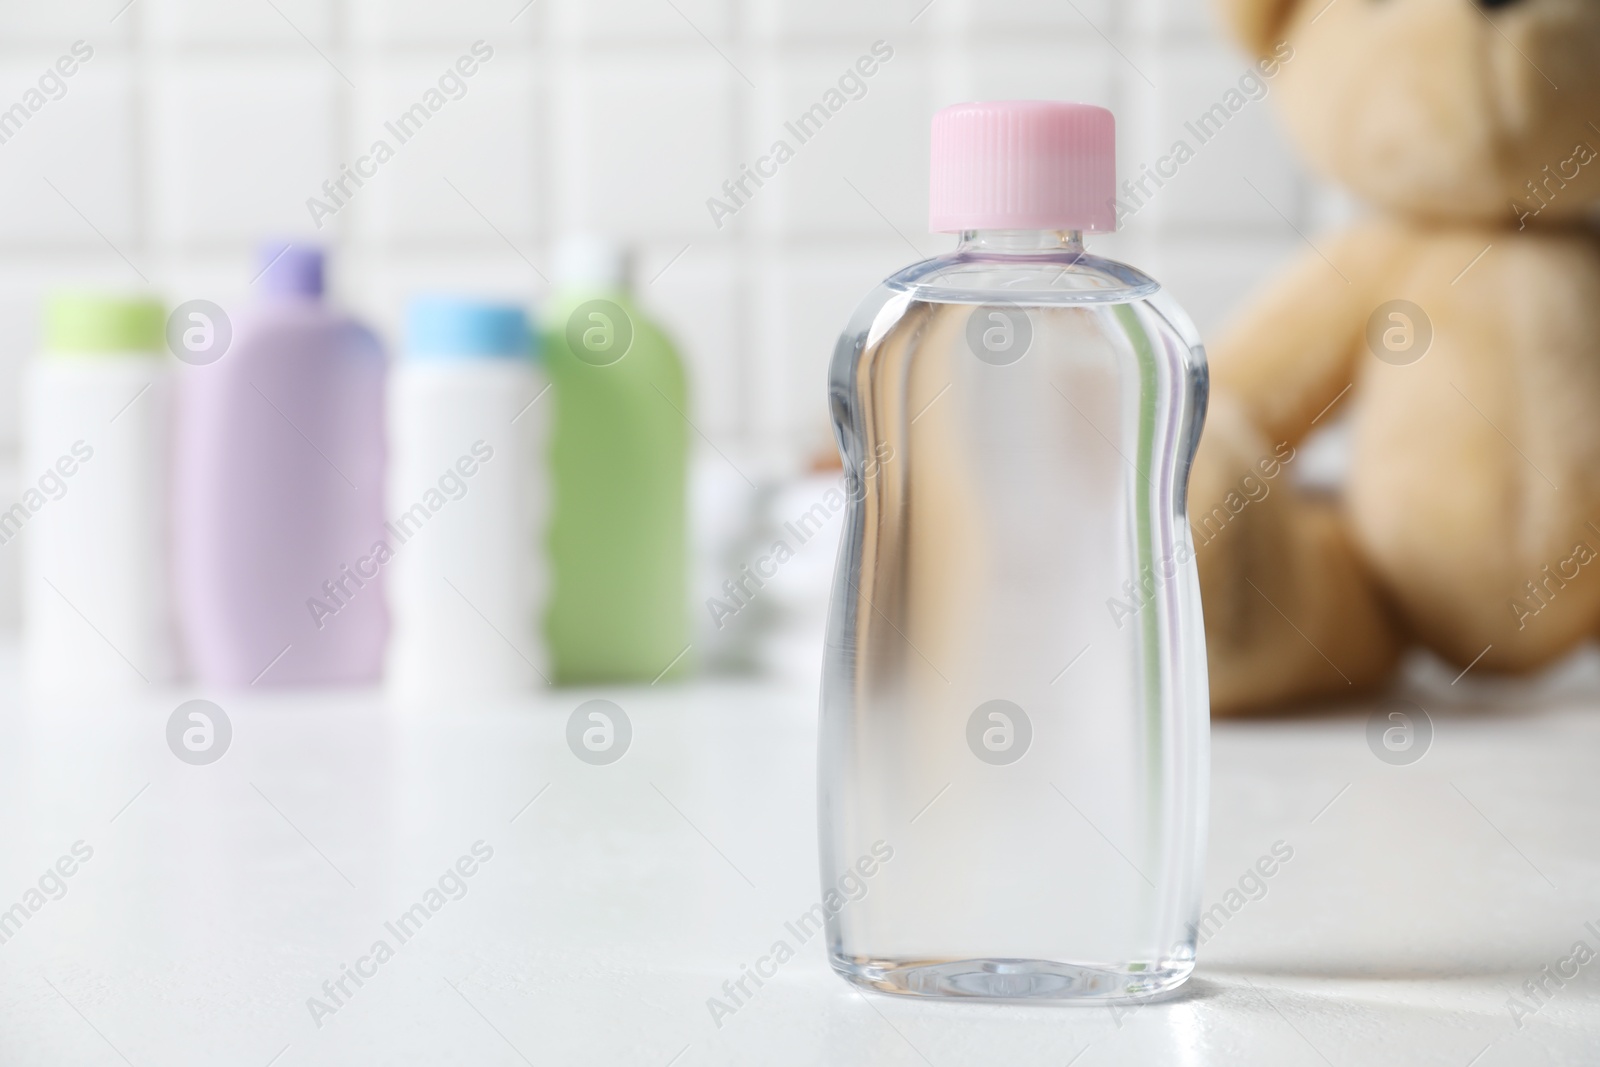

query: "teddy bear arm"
xmin=1209 ymin=224 xmax=1402 ymax=447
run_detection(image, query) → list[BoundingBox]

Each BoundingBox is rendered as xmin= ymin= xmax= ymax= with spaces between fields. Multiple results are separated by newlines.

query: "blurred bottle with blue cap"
xmin=387 ymin=295 xmax=549 ymax=698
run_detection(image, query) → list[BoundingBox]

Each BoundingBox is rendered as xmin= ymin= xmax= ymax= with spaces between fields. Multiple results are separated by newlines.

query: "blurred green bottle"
xmin=544 ymin=237 xmax=691 ymax=683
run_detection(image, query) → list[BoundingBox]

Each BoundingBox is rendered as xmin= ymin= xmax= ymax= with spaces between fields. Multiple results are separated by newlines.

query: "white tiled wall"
xmin=0 ymin=0 xmax=1332 ymax=619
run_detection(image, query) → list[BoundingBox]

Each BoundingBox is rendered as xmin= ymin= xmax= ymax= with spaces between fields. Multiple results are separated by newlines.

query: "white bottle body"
xmin=22 ymin=353 xmax=176 ymax=692
xmin=386 ymin=358 xmax=548 ymax=697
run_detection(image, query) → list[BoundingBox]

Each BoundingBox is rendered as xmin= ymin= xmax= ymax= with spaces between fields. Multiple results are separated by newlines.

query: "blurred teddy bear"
xmin=1193 ymin=0 xmax=1600 ymax=712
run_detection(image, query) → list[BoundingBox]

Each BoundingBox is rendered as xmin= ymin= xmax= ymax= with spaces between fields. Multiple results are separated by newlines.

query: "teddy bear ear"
xmin=1214 ymin=0 xmax=1299 ymax=57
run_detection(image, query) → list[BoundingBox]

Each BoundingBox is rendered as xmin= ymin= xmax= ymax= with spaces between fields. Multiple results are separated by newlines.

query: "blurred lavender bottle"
xmin=173 ymin=243 xmax=388 ymax=686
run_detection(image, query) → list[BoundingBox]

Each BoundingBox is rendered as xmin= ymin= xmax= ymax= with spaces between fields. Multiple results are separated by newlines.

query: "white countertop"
xmin=2 ymin=647 xmax=1599 ymax=1066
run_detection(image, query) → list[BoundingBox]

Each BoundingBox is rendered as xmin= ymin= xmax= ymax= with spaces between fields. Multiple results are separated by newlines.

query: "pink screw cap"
xmin=929 ymin=101 xmax=1117 ymax=235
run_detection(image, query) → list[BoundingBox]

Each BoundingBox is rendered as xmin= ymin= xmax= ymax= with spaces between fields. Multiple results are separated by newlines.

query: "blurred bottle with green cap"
xmin=544 ymin=236 xmax=691 ymax=684
xmin=24 ymin=291 xmax=177 ymax=693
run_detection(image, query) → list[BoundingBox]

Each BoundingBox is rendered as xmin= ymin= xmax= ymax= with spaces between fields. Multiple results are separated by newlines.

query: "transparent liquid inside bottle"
xmin=819 ymin=230 xmax=1210 ymax=1000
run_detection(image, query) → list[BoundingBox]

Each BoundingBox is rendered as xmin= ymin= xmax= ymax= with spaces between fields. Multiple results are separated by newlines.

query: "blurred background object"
xmin=22 ymin=292 xmax=173 ymax=692
xmin=0 ymin=0 xmax=1337 ymax=675
xmin=172 ymin=243 xmax=388 ymax=686
xmin=387 ymin=295 xmax=546 ymax=698
xmin=544 ymin=236 xmax=691 ymax=683
xmin=1193 ymin=0 xmax=1600 ymax=713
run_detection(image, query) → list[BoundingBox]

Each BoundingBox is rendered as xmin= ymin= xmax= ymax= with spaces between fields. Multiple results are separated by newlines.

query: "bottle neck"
xmin=956 ymin=229 xmax=1085 ymax=254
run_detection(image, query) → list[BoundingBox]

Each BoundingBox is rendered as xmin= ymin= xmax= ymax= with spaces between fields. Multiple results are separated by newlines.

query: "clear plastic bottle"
xmin=819 ymin=102 xmax=1210 ymax=1000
